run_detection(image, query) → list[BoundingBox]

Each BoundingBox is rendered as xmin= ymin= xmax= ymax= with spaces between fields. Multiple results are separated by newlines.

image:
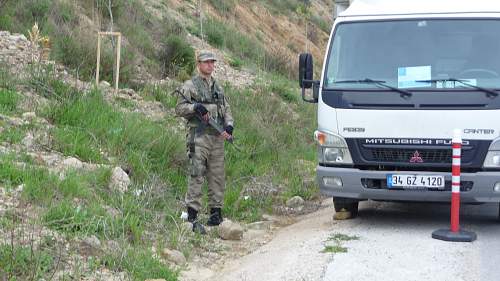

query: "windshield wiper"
xmin=334 ymin=78 xmax=413 ymax=99
xmin=417 ymin=78 xmax=499 ymax=99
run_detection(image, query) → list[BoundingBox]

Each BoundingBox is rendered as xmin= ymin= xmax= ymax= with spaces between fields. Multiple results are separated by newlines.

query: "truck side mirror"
xmin=299 ymin=53 xmax=314 ymax=88
xmin=299 ymin=53 xmax=319 ymax=103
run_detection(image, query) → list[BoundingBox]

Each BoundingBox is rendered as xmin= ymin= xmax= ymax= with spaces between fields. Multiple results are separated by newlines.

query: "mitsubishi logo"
xmin=410 ymin=151 xmax=424 ymax=163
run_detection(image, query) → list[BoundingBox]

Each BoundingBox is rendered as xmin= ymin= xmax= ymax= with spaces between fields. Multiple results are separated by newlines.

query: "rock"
xmin=181 ymin=222 xmax=193 ymax=233
xmin=80 ymin=235 xmax=101 ymax=256
xmin=286 ymin=196 xmax=305 ymax=208
xmin=219 ymin=220 xmax=244 ymax=240
xmin=106 ymin=240 xmax=120 ymax=253
xmin=262 ymin=214 xmax=278 ymax=221
xmin=22 ymin=112 xmax=36 ymax=121
xmin=244 ymin=229 xmax=267 ymax=240
xmin=11 ymin=34 xmax=27 ymax=41
xmin=82 ymin=235 xmax=101 ymax=248
xmin=161 ymin=248 xmax=186 ymax=265
xmin=104 ymin=205 xmax=120 ymax=218
xmin=99 ymin=81 xmax=111 ymax=88
xmin=7 ymin=117 xmax=24 ymax=126
xmin=119 ymin=88 xmax=136 ymax=97
xmin=109 ymin=167 xmax=130 ymax=193
xmin=21 ymin=132 xmax=35 ymax=148
xmin=246 ymin=221 xmax=273 ymax=231
xmin=61 ymin=157 xmax=84 ymax=170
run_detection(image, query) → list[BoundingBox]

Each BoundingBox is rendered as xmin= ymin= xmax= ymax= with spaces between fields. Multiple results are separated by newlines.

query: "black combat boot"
xmin=207 ymin=208 xmax=223 ymax=226
xmin=187 ymin=207 xmax=206 ymax=234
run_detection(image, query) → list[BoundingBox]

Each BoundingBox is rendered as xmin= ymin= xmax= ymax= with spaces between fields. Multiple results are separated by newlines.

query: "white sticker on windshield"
xmin=459 ymin=79 xmax=477 ymax=86
xmin=436 ymin=79 xmax=477 ymax=88
xmin=397 ymin=66 xmax=431 ymax=88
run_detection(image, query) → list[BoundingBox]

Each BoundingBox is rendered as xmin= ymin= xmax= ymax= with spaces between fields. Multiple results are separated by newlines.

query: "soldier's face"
xmin=198 ymin=60 xmax=215 ymax=76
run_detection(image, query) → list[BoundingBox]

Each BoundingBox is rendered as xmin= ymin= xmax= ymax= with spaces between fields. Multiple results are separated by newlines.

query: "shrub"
xmin=204 ymin=19 xmax=225 ymax=47
xmin=264 ymin=0 xmax=301 ymax=15
xmin=208 ymin=0 xmax=236 ymax=16
xmin=311 ymin=14 xmax=331 ymax=34
xmin=229 ymin=57 xmax=243 ymax=69
xmin=159 ymin=35 xmax=195 ymax=79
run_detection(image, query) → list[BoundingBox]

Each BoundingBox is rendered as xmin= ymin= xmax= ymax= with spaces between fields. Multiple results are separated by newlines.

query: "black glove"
xmin=194 ymin=103 xmax=208 ymax=115
xmin=225 ymin=125 xmax=234 ymax=135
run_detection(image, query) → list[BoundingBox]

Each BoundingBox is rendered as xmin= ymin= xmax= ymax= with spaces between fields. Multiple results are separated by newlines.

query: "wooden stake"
xmin=115 ymin=33 xmax=121 ymax=92
xmin=95 ymin=31 xmax=122 ymax=92
xmin=96 ymin=34 xmax=101 ymax=85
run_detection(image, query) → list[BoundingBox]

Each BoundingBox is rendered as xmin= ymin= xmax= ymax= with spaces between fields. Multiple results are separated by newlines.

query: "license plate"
xmin=387 ymin=174 xmax=445 ymax=189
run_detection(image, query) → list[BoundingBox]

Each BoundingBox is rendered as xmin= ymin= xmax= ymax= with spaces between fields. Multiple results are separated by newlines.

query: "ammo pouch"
xmin=187 ymin=127 xmax=196 ymax=158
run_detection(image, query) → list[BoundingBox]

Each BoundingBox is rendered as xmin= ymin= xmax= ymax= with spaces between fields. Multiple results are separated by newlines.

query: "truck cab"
xmin=299 ymin=0 xmax=500 ymax=216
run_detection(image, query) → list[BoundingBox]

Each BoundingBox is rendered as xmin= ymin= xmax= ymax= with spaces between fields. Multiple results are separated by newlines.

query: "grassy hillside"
xmin=0 ymin=0 xmax=331 ymax=84
xmin=0 ymin=0 xmax=326 ymax=279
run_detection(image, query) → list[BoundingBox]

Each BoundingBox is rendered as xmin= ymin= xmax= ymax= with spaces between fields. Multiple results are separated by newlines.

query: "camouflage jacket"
xmin=175 ymin=75 xmax=234 ymax=131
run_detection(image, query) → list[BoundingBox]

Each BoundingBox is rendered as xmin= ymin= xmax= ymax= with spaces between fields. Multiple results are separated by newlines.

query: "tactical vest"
xmin=191 ymin=76 xmax=225 ymax=127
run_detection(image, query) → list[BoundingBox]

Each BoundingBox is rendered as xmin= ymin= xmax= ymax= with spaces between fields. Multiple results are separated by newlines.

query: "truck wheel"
xmin=498 ymin=202 xmax=500 ymax=221
xmin=333 ymin=197 xmax=359 ymax=218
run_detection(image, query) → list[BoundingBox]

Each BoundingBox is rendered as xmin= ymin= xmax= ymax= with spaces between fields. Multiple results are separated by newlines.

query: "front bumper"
xmin=318 ymin=165 xmax=500 ymax=203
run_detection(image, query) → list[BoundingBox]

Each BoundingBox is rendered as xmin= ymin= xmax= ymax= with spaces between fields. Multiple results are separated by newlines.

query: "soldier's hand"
xmin=221 ymin=131 xmax=233 ymax=141
xmin=224 ymin=125 xmax=233 ymax=135
xmin=201 ymin=113 xmax=209 ymax=123
xmin=194 ymin=103 xmax=208 ymax=116
xmin=221 ymin=125 xmax=233 ymax=141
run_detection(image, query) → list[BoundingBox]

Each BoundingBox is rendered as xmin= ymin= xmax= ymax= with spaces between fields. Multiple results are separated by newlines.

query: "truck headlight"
xmin=483 ymin=138 xmax=500 ymax=168
xmin=315 ymin=130 xmax=352 ymax=164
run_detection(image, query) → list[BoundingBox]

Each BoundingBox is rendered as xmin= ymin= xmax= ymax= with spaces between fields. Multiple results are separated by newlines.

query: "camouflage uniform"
xmin=175 ymin=73 xmax=233 ymax=212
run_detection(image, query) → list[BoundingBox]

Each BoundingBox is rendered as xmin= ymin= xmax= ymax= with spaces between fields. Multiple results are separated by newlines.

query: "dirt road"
xmin=192 ymin=199 xmax=500 ymax=281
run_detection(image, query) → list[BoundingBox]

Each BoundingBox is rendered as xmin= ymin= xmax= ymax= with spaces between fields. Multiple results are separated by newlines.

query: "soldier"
xmin=175 ymin=50 xmax=234 ymax=234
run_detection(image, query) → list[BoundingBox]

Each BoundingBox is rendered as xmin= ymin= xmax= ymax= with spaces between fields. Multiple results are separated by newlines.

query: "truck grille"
xmin=346 ymin=138 xmax=491 ymax=170
xmin=369 ymin=148 xmax=451 ymax=164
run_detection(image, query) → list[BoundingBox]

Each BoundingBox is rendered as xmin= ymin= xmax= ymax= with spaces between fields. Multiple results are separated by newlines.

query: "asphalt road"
xmin=324 ymin=200 xmax=500 ymax=281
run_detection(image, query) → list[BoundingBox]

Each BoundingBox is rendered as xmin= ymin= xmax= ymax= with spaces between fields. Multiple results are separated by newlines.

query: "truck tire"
xmin=333 ymin=197 xmax=359 ymax=218
xmin=498 ymin=202 xmax=500 ymax=221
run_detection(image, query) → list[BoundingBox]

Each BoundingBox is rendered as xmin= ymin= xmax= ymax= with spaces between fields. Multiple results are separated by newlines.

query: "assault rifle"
xmin=174 ymin=89 xmax=242 ymax=152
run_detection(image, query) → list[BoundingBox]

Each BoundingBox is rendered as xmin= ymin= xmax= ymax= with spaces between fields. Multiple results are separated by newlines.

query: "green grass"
xmin=311 ymin=14 xmax=331 ymax=34
xmin=0 ymin=1 xmax=323 ymax=279
xmin=0 ymin=244 xmax=54 ymax=280
xmin=139 ymin=82 xmax=180 ymax=109
xmin=0 ymin=157 xmax=26 ymax=189
xmin=0 ymin=65 xmax=15 ymax=90
xmin=229 ymin=57 xmax=243 ymax=69
xmin=43 ymin=200 xmax=107 ymax=236
xmin=0 ymin=89 xmax=20 ymax=114
xmin=322 ymin=245 xmax=348 ymax=253
xmin=44 ymin=87 xmax=185 ymax=184
xmin=0 ymin=124 xmax=28 ymax=145
xmin=322 ymin=233 xmax=360 ymax=254
xmin=102 ymin=247 xmax=178 ymax=281
xmin=208 ymin=0 xmax=236 ymax=15
xmin=193 ymin=19 xmax=294 ymax=77
xmin=328 ymin=233 xmax=360 ymax=242
xmin=218 ymin=77 xmax=316 ymax=221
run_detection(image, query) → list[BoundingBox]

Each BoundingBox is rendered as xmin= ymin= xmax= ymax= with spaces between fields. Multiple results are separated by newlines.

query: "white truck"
xmin=299 ymin=0 xmax=500 ymax=217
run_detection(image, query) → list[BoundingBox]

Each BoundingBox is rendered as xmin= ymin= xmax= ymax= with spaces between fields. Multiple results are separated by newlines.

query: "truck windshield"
xmin=324 ymin=19 xmax=500 ymax=90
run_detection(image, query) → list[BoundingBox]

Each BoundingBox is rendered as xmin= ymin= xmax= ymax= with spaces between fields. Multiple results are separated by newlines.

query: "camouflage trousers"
xmin=185 ymin=132 xmax=225 ymax=211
